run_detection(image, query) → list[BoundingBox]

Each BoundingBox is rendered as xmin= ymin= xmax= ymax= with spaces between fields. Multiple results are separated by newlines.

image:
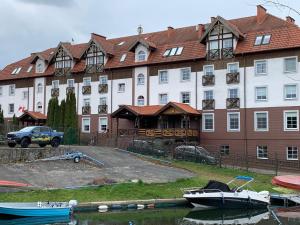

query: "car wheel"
xmin=20 ymin=138 xmax=30 ymax=148
xmin=39 ymin=143 xmax=47 ymax=148
xmin=8 ymin=143 xmax=16 ymax=148
xmin=51 ymin=138 xmax=60 ymax=148
xmin=74 ymin=157 xmax=80 ymax=163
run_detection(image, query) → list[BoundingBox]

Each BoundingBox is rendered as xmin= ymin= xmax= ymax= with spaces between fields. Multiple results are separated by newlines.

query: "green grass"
xmin=0 ymin=161 xmax=276 ymax=203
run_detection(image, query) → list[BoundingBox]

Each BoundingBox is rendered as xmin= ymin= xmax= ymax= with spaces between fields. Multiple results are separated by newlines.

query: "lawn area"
xmin=0 ymin=161 xmax=276 ymax=203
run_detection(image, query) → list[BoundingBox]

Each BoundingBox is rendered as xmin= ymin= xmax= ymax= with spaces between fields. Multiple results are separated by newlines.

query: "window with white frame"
xmin=287 ymin=147 xmax=298 ymax=160
xmin=255 ymin=60 xmax=267 ymax=75
xmin=36 ymin=102 xmax=42 ymax=112
xmin=9 ymin=85 xmax=15 ymax=96
xmin=223 ymin=39 xmax=233 ymax=48
xmin=284 ymin=111 xmax=299 ymax=131
xmin=99 ymin=117 xmax=108 ymax=132
xmin=204 ymin=90 xmax=214 ymax=100
xmin=209 ymin=40 xmax=218 ymax=50
xmin=202 ymin=113 xmax=214 ymax=131
xmin=254 ymin=112 xmax=268 ymax=131
xmin=0 ymin=86 xmax=3 ymax=96
xmin=227 ymin=112 xmax=240 ymax=131
xmin=86 ymin=42 xmax=104 ymax=65
xmin=255 ymin=87 xmax=267 ymax=101
xmin=83 ymin=77 xmax=91 ymax=86
xmin=159 ymin=70 xmax=168 ymax=84
xmin=100 ymin=97 xmax=107 ymax=106
xmin=181 ymin=92 xmax=190 ymax=104
xmin=203 ymin=65 xmax=214 ymax=76
xmin=137 ymin=74 xmax=145 ymax=85
xmin=83 ymin=98 xmax=90 ymax=107
xmin=254 ymin=34 xmax=271 ymax=45
xmin=220 ymin=145 xmax=230 ymax=155
xmin=137 ymin=96 xmax=145 ymax=106
xmin=284 ymin=57 xmax=297 ymax=73
xmin=67 ymin=79 xmax=74 ymax=88
xmin=227 ymin=63 xmax=239 ymax=73
xmin=22 ymin=91 xmax=28 ymax=100
xmin=159 ymin=93 xmax=168 ymax=105
xmin=257 ymin=146 xmax=268 ymax=159
xmin=228 ymin=88 xmax=238 ymax=98
xmin=137 ymin=50 xmax=146 ymax=61
xmin=55 ymin=48 xmax=72 ymax=69
xmin=8 ymin=103 xmax=14 ymax=114
xmin=99 ymin=75 xmax=108 ymax=85
xmin=82 ymin=117 xmax=90 ymax=133
xmin=118 ymin=83 xmax=125 ymax=92
xmin=284 ymin=84 xmax=297 ymax=100
xmin=36 ymin=62 xmax=44 ymax=73
xmin=180 ymin=68 xmax=191 ymax=81
xmin=52 ymin=80 xmax=59 ymax=89
xmin=37 ymin=83 xmax=43 ymax=93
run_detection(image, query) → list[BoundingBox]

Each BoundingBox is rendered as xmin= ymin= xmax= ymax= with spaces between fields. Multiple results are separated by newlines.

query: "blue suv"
xmin=7 ymin=126 xmax=64 ymax=148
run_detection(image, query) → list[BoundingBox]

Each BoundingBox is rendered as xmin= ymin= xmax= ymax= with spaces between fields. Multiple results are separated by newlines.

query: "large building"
xmin=0 ymin=5 xmax=300 ymax=161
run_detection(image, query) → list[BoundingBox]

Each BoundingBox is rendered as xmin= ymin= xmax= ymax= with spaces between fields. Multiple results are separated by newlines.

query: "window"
xmin=118 ymin=83 xmax=125 ymax=92
xmin=223 ymin=39 xmax=233 ymax=49
xmin=86 ymin=43 xmax=104 ymax=65
xmin=37 ymin=83 xmax=43 ymax=93
xmin=55 ymin=48 xmax=72 ymax=69
xmin=163 ymin=47 xmax=184 ymax=57
xmin=227 ymin=63 xmax=238 ymax=73
xmin=99 ymin=117 xmax=108 ymax=132
xmin=254 ymin=34 xmax=271 ymax=46
xmin=137 ymin=96 xmax=145 ymax=106
xmin=99 ymin=76 xmax=108 ymax=85
xmin=82 ymin=117 xmax=90 ymax=133
xmin=159 ymin=93 xmax=168 ymax=105
xmin=8 ymin=104 xmax=14 ymax=114
xmin=255 ymin=60 xmax=267 ymax=75
xmin=120 ymin=53 xmax=127 ymax=62
xmin=137 ymin=50 xmax=146 ymax=61
xmin=287 ymin=147 xmax=298 ymax=160
xmin=83 ymin=98 xmax=90 ymax=107
xmin=204 ymin=90 xmax=214 ymax=100
xmin=227 ymin=112 xmax=240 ymax=131
xmin=254 ymin=112 xmax=268 ymax=131
xmin=11 ymin=68 xmax=18 ymax=75
xmin=36 ymin=62 xmax=44 ymax=73
xmin=36 ymin=102 xmax=42 ymax=112
xmin=220 ymin=145 xmax=230 ymax=156
xmin=0 ymin=86 xmax=3 ymax=96
xmin=257 ymin=146 xmax=268 ymax=159
xmin=202 ymin=113 xmax=214 ymax=131
xmin=137 ymin=74 xmax=145 ymax=85
xmin=118 ymin=41 xmax=125 ymax=46
xmin=9 ymin=85 xmax=15 ymax=96
xmin=159 ymin=70 xmax=168 ymax=84
xmin=203 ymin=65 xmax=214 ymax=76
xmin=181 ymin=118 xmax=190 ymax=129
xmin=284 ymin=84 xmax=297 ymax=100
xmin=83 ymin=77 xmax=91 ymax=86
xmin=27 ymin=65 xmax=33 ymax=73
xmin=228 ymin=88 xmax=238 ymax=98
xmin=22 ymin=91 xmax=28 ymax=100
xmin=100 ymin=97 xmax=107 ymax=106
xmin=284 ymin=57 xmax=297 ymax=73
xmin=284 ymin=110 xmax=299 ymax=131
xmin=209 ymin=40 xmax=218 ymax=50
xmin=255 ymin=87 xmax=267 ymax=101
xmin=180 ymin=68 xmax=191 ymax=82
xmin=52 ymin=80 xmax=59 ymax=89
xmin=67 ymin=79 xmax=74 ymax=88
xmin=176 ymin=47 xmax=184 ymax=55
xmin=13 ymin=67 xmax=22 ymax=74
xmin=181 ymin=92 xmax=190 ymax=104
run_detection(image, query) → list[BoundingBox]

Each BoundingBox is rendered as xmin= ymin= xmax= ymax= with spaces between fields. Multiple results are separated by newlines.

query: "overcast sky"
xmin=1 ymin=0 xmax=299 ymax=69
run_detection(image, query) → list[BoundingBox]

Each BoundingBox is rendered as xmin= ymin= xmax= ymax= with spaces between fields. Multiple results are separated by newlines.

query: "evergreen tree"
xmin=0 ymin=106 xmax=4 ymax=124
xmin=60 ymin=99 xmax=66 ymax=132
xmin=46 ymin=98 xmax=54 ymax=127
xmin=64 ymin=92 xmax=78 ymax=145
xmin=12 ymin=114 xmax=18 ymax=126
xmin=52 ymin=97 xmax=60 ymax=130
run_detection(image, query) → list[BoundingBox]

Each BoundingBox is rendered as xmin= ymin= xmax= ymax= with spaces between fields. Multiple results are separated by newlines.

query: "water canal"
xmin=0 ymin=207 xmax=299 ymax=225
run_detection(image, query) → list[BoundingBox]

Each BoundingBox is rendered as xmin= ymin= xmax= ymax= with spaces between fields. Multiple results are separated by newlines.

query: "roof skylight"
xmin=11 ymin=67 xmax=22 ymax=75
xmin=120 ymin=53 xmax=127 ymax=62
xmin=254 ymin=34 xmax=271 ymax=46
xmin=163 ymin=47 xmax=184 ymax=57
xmin=118 ymin=41 xmax=125 ymax=46
xmin=27 ymin=65 xmax=33 ymax=73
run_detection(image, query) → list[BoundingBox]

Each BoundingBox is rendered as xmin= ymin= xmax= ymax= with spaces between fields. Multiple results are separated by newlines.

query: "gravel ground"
xmin=0 ymin=146 xmax=194 ymax=190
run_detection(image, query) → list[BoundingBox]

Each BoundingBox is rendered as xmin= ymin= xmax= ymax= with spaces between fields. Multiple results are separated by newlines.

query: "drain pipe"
xmin=243 ymin=53 xmax=248 ymax=171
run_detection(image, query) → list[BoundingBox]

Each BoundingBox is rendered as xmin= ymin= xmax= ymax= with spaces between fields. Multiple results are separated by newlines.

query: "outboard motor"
xmin=69 ymin=200 xmax=78 ymax=208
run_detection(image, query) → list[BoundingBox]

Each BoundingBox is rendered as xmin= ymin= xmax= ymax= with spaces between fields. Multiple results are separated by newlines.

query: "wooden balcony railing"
xmin=202 ymin=75 xmax=215 ymax=86
xmin=66 ymin=87 xmax=75 ymax=95
xmin=82 ymin=85 xmax=91 ymax=95
xmin=98 ymin=84 xmax=108 ymax=94
xmin=222 ymin=47 xmax=234 ymax=58
xmin=118 ymin=128 xmax=199 ymax=138
xmin=51 ymin=88 xmax=59 ymax=97
xmin=208 ymin=49 xmax=220 ymax=60
xmin=202 ymin=99 xmax=215 ymax=110
xmin=226 ymin=98 xmax=240 ymax=109
xmin=98 ymin=104 xmax=108 ymax=114
xmin=226 ymin=72 xmax=240 ymax=84
xmin=85 ymin=64 xmax=104 ymax=74
xmin=54 ymin=67 xmax=71 ymax=77
xmin=82 ymin=105 xmax=91 ymax=115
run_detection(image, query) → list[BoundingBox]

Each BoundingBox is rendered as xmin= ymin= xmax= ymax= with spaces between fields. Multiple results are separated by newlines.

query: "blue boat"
xmin=0 ymin=201 xmax=76 ymax=217
xmin=0 ymin=215 xmax=71 ymax=225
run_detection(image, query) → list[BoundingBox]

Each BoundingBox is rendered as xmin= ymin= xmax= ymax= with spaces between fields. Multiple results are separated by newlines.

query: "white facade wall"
xmin=134 ymin=67 xmax=148 ymax=106
xmin=112 ymin=78 xmax=132 ymax=112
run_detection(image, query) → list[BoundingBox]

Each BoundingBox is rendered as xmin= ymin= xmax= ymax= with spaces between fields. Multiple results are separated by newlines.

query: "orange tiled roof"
xmin=19 ymin=111 xmax=47 ymax=120
xmin=125 ymin=105 xmax=162 ymax=116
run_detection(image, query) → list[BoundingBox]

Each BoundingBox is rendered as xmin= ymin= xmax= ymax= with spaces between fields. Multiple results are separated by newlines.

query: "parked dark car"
xmin=127 ymin=139 xmax=166 ymax=157
xmin=6 ymin=126 xmax=64 ymax=148
xmin=174 ymin=145 xmax=217 ymax=164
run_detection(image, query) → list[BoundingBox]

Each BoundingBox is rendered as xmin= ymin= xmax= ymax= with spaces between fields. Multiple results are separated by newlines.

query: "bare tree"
xmin=261 ymin=0 xmax=300 ymax=16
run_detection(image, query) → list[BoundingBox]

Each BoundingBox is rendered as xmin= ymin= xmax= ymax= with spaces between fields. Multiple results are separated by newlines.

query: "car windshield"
xmin=196 ymin=146 xmax=210 ymax=155
xmin=19 ymin=127 xmax=35 ymax=132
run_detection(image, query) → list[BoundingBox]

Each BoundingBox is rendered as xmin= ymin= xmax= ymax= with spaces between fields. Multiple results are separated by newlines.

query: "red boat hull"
xmin=0 ymin=180 xmax=30 ymax=187
xmin=272 ymin=175 xmax=300 ymax=190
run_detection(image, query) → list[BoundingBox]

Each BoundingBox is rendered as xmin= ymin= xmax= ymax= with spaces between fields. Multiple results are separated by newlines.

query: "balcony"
xmin=85 ymin=64 xmax=104 ymax=74
xmin=98 ymin=104 xmax=108 ymax=114
xmin=82 ymin=85 xmax=91 ymax=95
xmin=66 ymin=87 xmax=75 ymax=95
xmin=98 ymin=84 xmax=108 ymax=94
xmin=54 ymin=67 xmax=71 ymax=77
xmin=208 ymin=49 xmax=220 ymax=60
xmin=82 ymin=105 xmax=91 ymax=115
xmin=51 ymin=88 xmax=59 ymax=97
xmin=226 ymin=72 xmax=240 ymax=84
xmin=202 ymin=99 xmax=215 ymax=110
xmin=118 ymin=128 xmax=199 ymax=138
xmin=226 ymin=98 xmax=240 ymax=109
xmin=222 ymin=47 xmax=234 ymax=59
xmin=202 ymin=75 xmax=215 ymax=86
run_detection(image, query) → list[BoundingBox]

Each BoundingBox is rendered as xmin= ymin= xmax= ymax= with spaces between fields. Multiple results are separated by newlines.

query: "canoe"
xmin=0 ymin=202 xmax=72 ymax=217
xmin=272 ymin=175 xmax=300 ymax=190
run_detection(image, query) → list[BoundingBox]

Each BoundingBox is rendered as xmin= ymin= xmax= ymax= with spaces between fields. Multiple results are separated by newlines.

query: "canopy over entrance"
xmin=18 ymin=111 xmax=47 ymax=126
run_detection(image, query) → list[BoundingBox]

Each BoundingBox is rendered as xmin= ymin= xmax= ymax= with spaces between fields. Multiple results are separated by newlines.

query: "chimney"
xmin=167 ymin=26 xmax=174 ymax=38
xmin=196 ymin=24 xmax=205 ymax=38
xmin=286 ymin=16 xmax=295 ymax=24
xmin=257 ymin=5 xmax=267 ymax=24
xmin=91 ymin=33 xmax=107 ymax=40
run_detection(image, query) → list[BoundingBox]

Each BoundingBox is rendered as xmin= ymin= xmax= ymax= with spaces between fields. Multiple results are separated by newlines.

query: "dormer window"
xmin=36 ymin=62 xmax=44 ymax=73
xmin=55 ymin=48 xmax=72 ymax=69
xmin=137 ymin=50 xmax=146 ymax=61
xmin=254 ymin=34 xmax=271 ymax=46
xmin=86 ymin=42 xmax=104 ymax=65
